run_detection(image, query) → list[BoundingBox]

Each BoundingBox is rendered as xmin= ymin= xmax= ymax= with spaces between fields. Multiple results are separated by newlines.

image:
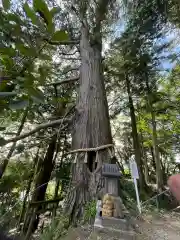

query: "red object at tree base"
xmin=168 ymin=174 xmax=180 ymax=201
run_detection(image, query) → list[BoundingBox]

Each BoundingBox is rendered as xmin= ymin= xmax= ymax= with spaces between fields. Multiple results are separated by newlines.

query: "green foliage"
xmin=33 ymin=0 xmax=54 ymax=32
xmin=2 ymin=0 xmax=11 ymax=11
xmin=0 ymin=0 xmax=69 ymax=115
xmin=50 ymin=7 xmax=61 ymax=17
xmin=124 ymin=168 xmax=130 ymax=176
xmin=28 ymin=87 xmax=45 ymax=103
xmin=16 ymin=43 xmax=37 ymax=57
xmin=120 ymin=178 xmax=136 ymax=200
xmin=39 ymin=216 xmax=69 ymax=240
xmin=0 ymin=160 xmax=32 ymax=230
xmin=52 ymin=30 xmax=69 ymax=42
xmin=84 ymin=200 xmax=96 ymax=223
xmin=23 ymin=2 xmax=38 ymax=25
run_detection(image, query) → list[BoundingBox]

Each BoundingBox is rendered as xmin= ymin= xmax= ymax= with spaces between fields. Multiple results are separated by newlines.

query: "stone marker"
xmin=94 ymin=199 xmax=103 ymax=228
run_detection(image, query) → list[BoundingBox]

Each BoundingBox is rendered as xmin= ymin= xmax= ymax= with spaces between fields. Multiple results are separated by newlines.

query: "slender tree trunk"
xmin=125 ymin=74 xmax=146 ymax=191
xmin=32 ymin=135 xmax=56 ymax=203
xmin=18 ymin=150 xmax=39 ymax=229
xmin=151 ymin=108 xmax=163 ymax=190
xmin=66 ymin=2 xmax=113 ymax=222
xmin=143 ymin=151 xmax=149 ymax=184
xmin=52 ymin=141 xmax=65 ymax=218
xmin=116 ymin=150 xmax=125 ymax=174
xmin=18 ymin=172 xmax=34 ymax=230
xmin=25 ymin=208 xmax=38 ymax=240
xmin=150 ymin=146 xmax=156 ymax=172
xmin=52 ymin=179 xmax=60 ymax=218
xmin=145 ymin=78 xmax=163 ymax=191
xmin=23 ymin=134 xmax=57 ymax=235
xmin=140 ymin=132 xmax=149 ymax=184
xmin=0 ymin=107 xmax=29 ymax=178
xmin=160 ymin=157 xmax=167 ymax=185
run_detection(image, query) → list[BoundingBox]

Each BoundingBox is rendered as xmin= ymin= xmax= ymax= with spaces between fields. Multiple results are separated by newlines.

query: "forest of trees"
xmin=0 ymin=0 xmax=180 ymax=239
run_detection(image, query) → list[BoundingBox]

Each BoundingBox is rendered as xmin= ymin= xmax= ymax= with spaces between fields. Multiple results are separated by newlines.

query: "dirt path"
xmin=60 ymin=212 xmax=180 ymax=239
xmin=138 ymin=212 xmax=180 ymax=239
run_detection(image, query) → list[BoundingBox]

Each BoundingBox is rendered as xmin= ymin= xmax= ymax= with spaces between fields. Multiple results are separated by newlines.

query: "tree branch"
xmin=59 ymin=50 xmax=79 ymax=56
xmin=4 ymin=132 xmax=17 ymax=136
xmin=62 ymin=67 xmax=79 ymax=75
xmin=51 ymin=76 xmax=79 ymax=86
xmin=95 ymin=0 xmax=111 ymax=30
xmin=30 ymin=197 xmax=63 ymax=207
xmin=60 ymin=57 xmax=80 ymax=61
xmin=1 ymin=118 xmax=72 ymax=146
xmin=45 ymin=39 xmax=79 ymax=45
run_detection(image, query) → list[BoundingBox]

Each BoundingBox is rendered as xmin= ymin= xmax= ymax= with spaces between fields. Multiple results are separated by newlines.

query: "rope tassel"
xmin=84 ymin=152 xmax=88 ymax=163
xmin=108 ymin=147 xmax=113 ymax=158
xmin=95 ymin=151 xmax=99 ymax=162
xmin=111 ymin=147 xmax=115 ymax=157
xmin=73 ymin=153 xmax=78 ymax=163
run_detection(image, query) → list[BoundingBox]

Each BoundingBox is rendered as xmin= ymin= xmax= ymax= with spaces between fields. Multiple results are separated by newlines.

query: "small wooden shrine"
xmin=102 ymin=163 xmax=121 ymax=196
xmin=101 ymin=163 xmax=123 ymax=218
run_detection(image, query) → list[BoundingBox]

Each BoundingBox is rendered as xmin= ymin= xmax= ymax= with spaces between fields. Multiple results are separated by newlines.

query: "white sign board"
xmin=130 ymin=160 xmax=141 ymax=214
xmin=130 ymin=160 xmax=139 ymax=179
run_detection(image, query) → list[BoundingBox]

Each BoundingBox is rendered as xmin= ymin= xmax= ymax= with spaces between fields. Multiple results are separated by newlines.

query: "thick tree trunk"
xmin=23 ymin=135 xmax=57 ymax=235
xmin=66 ymin=23 xmax=113 ymax=223
xmin=0 ymin=107 xmax=28 ymax=178
xmin=125 ymin=75 xmax=146 ymax=191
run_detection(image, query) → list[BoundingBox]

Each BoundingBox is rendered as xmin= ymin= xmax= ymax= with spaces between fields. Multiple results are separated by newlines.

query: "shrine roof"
xmin=102 ymin=163 xmax=121 ymax=177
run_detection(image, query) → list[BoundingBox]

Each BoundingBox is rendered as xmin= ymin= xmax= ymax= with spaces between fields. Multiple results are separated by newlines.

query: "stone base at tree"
xmin=94 ymin=217 xmax=137 ymax=240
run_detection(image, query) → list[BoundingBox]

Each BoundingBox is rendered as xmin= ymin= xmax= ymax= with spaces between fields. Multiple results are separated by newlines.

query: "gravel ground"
xmin=137 ymin=212 xmax=180 ymax=240
xmin=61 ymin=212 xmax=180 ymax=240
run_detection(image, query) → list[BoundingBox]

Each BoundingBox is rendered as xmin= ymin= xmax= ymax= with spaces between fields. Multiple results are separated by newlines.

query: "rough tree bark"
xmin=66 ymin=0 xmax=113 ymax=223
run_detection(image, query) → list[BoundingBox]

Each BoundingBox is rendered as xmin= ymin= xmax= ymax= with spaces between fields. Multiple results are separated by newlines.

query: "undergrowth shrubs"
xmin=84 ymin=200 xmax=96 ymax=224
xmin=39 ymin=215 xmax=69 ymax=240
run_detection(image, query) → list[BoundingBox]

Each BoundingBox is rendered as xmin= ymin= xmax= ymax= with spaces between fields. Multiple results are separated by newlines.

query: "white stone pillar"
xmin=94 ymin=200 xmax=103 ymax=228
